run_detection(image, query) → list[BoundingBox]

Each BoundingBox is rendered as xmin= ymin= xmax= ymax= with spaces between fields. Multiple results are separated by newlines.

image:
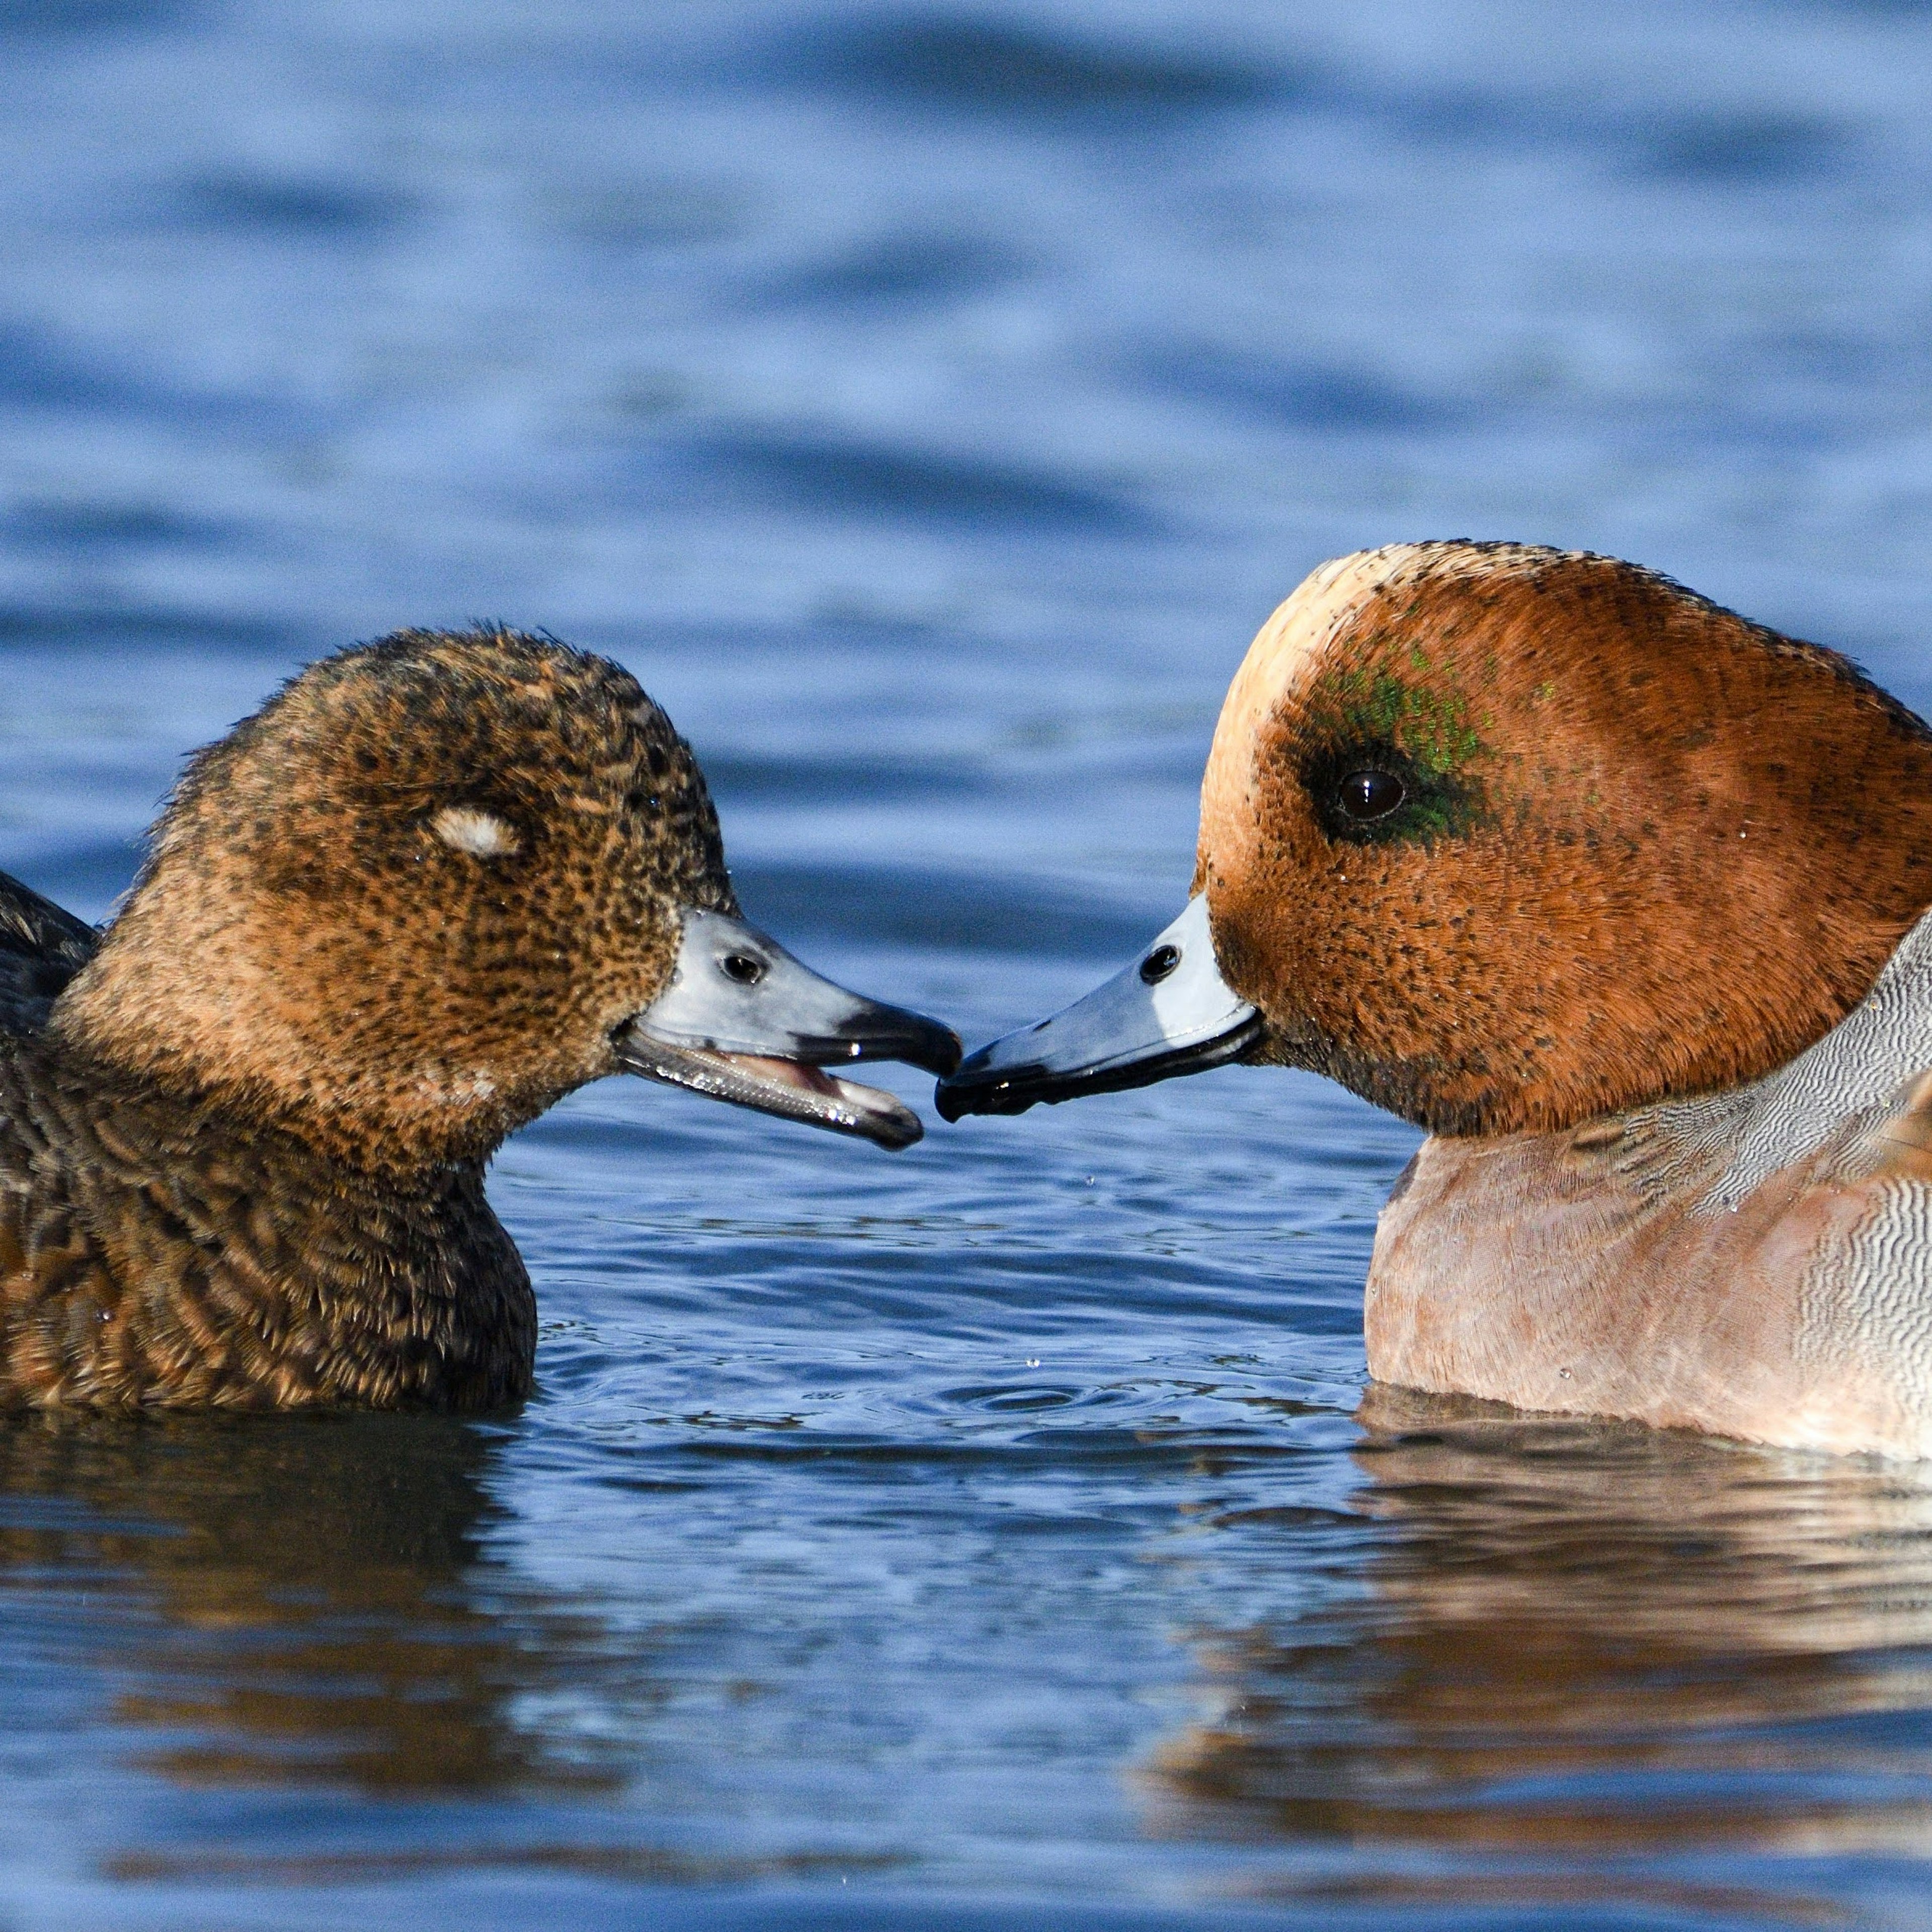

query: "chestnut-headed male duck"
xmin=940 ymin=541 xmax=1932 ymax=1459
xmin=0 ymin=627 xmax=958 ymax=1410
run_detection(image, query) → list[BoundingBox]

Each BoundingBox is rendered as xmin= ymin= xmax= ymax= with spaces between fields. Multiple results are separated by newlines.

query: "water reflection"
xmin=1147 ymin=1389 xmax=1932 ymax=1909
xmin=0 ymin=1413 xmax=609 ymax=1797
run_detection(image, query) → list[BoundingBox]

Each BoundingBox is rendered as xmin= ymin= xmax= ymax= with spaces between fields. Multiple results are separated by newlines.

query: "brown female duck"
xmin=941 ymin=542 xmax=1932 ymax=1457
xmin=0 ymin=626 xmax=957 ymax=1410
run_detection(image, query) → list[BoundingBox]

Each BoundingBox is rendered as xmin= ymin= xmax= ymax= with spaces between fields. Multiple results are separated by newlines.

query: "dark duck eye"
xmin=1338 ymin=769 xmax=1406 ymax=823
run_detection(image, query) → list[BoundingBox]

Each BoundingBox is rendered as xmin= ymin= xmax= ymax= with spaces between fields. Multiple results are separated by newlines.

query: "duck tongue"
xmin=615 ymin=1033 xmax=931 ymax=1151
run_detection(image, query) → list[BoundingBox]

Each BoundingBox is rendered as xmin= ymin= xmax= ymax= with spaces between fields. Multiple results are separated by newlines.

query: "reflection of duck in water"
xmin=1141 ymin=1390 xmax=1932 ymax=1912
xmin=0 ymin=1412 xmax=579 ymax=1796
xmin=6 ymin=1414 xmax=905 ymax=1891
xmin=0 ymin=628 xmax=957 ymax=1408
xmin=945 ymin=543 xmax=1932 ymax=1455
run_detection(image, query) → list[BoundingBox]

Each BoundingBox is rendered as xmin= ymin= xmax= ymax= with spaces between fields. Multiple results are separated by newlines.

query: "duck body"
xmin=0 ymin=1026 xmax=532 ymax=1409
xmin=1371 ymin=904 xmax=1932 ymax=1455
xmin=940 ymin=541 xmax=1932 ymax=1458
xmin=0 ymin=627 xmax=957 ymax=1412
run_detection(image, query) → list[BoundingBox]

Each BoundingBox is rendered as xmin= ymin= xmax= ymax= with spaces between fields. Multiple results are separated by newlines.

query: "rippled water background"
xmin=8 ymin=3 xmax=1932 ymax=1927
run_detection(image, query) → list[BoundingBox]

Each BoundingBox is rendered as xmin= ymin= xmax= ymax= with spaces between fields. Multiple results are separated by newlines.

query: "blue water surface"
xmin=6 ymin=2 xmax=1932 ymax=1927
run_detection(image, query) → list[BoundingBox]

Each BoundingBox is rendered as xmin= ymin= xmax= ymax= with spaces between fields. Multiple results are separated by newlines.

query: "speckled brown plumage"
xmin=0 ymin=1037 xmax=532 ymax=1407
xmin=60 ymin=626 xmax=736 ymax=1168
xmin=0 ymin=625 xmax=740 ymax=1410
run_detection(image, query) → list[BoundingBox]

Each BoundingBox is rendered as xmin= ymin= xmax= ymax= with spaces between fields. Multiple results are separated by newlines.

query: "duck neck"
xmin=51 ymin=950 xmax=524 ymax=1182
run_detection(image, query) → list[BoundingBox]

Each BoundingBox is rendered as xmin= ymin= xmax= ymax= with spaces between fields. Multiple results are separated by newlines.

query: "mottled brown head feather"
xmin=53 ymin=626 xmax=733 ymax=1168
xmin=1196 ymin=542 xmax=1932 ymax=1136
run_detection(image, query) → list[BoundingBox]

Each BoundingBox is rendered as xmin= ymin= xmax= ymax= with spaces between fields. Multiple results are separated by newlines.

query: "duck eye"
xmin=1140 ymin=943 xmax=1181 ymax=985
xmin=720 ymin=952 xmax=766 ymax=987
xmin=1338 ymin=769 xmax=1406 ymax=822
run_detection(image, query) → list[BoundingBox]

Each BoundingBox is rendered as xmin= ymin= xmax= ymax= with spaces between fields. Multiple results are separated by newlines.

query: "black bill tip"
xmin=814 ymin=1005 xmax=962 ymax=1079
xmin=933 ymin=1046 xmax=1045 ymax=1121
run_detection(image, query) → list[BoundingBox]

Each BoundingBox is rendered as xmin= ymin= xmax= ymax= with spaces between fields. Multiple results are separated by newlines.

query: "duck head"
xmin=54 ymin=627 xmax=958 ymax=1166
xmin=940 ymin=541 xmax=1932 ymax=1136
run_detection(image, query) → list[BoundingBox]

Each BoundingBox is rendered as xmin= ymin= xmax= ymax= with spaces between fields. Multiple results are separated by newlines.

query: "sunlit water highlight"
xmin=7 ymin=2 xmax=1932 ymax=1927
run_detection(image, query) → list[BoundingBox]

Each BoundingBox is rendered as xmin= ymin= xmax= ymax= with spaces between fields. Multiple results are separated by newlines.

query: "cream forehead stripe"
xmin=1198 ymin=546 xmax=1408 ymax=852
xmin=431 ymin=806 xmax=522 ymax=858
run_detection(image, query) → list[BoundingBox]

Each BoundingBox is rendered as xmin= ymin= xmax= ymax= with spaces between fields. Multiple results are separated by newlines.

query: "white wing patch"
xmin=432 ymin=806 xmax=522 ymax=858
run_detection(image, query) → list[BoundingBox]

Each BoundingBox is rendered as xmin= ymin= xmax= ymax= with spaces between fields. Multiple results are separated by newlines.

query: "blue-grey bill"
xmin=617 ymin=906 xmax=961 ymax=1151
xmin=936 ymin=895 xmax=1261 ymax=1120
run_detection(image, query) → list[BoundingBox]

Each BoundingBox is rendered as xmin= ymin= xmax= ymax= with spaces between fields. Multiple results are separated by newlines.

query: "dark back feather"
xmin=0 ymin=871 xmax=97 ymax=1035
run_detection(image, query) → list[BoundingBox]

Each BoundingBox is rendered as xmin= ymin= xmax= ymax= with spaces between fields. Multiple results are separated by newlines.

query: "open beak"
xmin=615 ymin=907 xmax=960 ymax=1151
xmin=935 ymin=895 xmax=1261 ymax=1120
